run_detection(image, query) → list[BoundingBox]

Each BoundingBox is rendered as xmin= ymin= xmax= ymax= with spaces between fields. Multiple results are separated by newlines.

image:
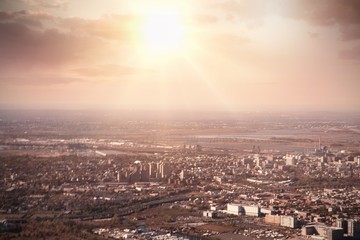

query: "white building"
xmin=203 ymin=211 xmax=217 ymax=218
xmin=227 ymin=203 xmax=244 ymax=215
xmin=302 ymin=225 xmax=343 ymax=240
xmin=243 ymin=205 xmax=260 ymax=217
xmin=280 ymin=215 xmax=298 ymax=228
xmin=210 ymin=205 xmax=220 ymax=211
xmin=285 ymin=155 xmax=297 ymax=166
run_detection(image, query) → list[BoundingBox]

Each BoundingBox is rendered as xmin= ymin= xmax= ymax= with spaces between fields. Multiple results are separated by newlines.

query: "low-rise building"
xmin=243 ymin=205 xmax=260 ymax=217
xmin=280 ymin=215 xmax=298 ymax=228
xmin=203 ymin=211 xmax=217 ymax=218
xmin=302 ymin=225 xmax=343 ymax=240
xmin=226 ymin=203 xmax=244 ymax=215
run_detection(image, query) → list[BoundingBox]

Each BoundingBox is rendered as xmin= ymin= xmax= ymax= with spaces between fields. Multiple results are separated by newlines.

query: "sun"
xmin=140 ymin=7 xmax=184 ymax=55
xmin=143 ymin=13 xmax=182 ymax=51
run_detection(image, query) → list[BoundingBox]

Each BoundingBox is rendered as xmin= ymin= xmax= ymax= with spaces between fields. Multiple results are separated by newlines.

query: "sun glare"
xmin=141 ymin=7 xmax=184 ymax=55
xmin=143 ymin=14 xmax=182 ymax=51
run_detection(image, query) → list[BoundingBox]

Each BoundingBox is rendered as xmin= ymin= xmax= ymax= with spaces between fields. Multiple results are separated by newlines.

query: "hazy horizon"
xmin=1 ymin=0 xmax=360 ymax=112
xmin=1 ymin=108 xmax=360 ymax=123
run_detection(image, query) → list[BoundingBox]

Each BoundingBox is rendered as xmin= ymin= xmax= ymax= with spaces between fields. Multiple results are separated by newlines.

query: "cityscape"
xmin=1 ymin=0 xmax=360 ymax=239
xmin=0 ymin=110 xmax=359 ymax=239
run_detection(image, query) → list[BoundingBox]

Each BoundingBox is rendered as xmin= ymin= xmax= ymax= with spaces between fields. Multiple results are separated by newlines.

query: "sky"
xmin=0 ymin=0 xmax=360 ymax=112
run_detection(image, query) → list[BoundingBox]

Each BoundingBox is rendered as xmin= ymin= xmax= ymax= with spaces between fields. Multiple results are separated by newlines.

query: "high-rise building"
xmin=336 ymin=219 xmax=348 ymax=234
xmin=327 ymin=227 xmax=344 ymax=240
xmin=156 ymin=162 xmax=162 ymax=178
xmin=148 ymin=162 xmax=157 ymax=178
xmin=348 ymin=219 xmax=360 ymax=238
xmin=128 ymin=169 xmax=140 ymax=183
xmin=128 ymin=164 xmax=141 ymax=183
xmin=179 ymin=170 xmax=185 ymax=181
xmin=140 ymin=164 xmax=150 ymax=182
xmin=160 ymin=162 xmax=170 ymax=178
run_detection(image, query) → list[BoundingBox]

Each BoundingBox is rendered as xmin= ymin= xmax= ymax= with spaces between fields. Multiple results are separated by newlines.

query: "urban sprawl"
xmin=0 ymin=112 xmax=359 ymax=240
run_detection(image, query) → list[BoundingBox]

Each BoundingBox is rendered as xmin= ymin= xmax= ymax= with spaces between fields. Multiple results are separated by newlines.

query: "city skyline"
xmin=0 ymin=0 xmax=360 ymax=112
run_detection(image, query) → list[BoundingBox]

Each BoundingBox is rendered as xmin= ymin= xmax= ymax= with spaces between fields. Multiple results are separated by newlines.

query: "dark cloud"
xmin=0 ymin=10 xmax=27 ymax=21
xmin=294 ymin=0 xmax=360 ymax=41
xmin=0 ymin=0 xmax=26 ymax=12
xmin=339 ymin=45 xmax=360 ymax=60
xmin=282 ymin=0 xmax=360 ymax=42
xmin=0 ymin=22 xmax=104 ymax=69
xmin=340 ymin=25 xmax=360 ymax=41
xmin=0 ymin=11 xmax=15 ymax=21
xmin=215 ymin=0 xmax=360 ymax=26
xmin=0 ymin=10 xmax=54 ymax=28
xmin=0 ymin=10 xmax=144 ymax=85
xmin=0 ymin=0 xmax=67 ymax=13
xmin=298 ymin=0 xmax=360 ymax=26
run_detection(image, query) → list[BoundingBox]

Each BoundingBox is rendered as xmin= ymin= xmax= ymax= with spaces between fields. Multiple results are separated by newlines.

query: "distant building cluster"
xmin=1 ymin=115 xmax=360 ymax=239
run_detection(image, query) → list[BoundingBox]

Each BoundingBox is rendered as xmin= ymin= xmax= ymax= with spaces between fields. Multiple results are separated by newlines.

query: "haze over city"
xmin=0 ymin=0 xmax=360 ymax=112
xmin=2 ymin=2 xmax=360 ymax=239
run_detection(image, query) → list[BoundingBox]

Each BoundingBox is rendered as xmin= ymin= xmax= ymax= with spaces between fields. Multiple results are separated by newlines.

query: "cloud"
xmin=212 ymin=0 xmax=265 ymax=21
xmin=190 ymin=14 xmax=218 ymax=25
xmin=339 ymin=45 xmax=360 ymax=60
xmin=297 ymin=0 xmax=360 ymax=26
xmin=285 ymin=0 xmax=360 ymax=40
xmin=340 ymin=25 xmax=360 ymax=41
xmin=72 ymin=64 xmax=148 ymax=78
xmin=308 ymin=32 xmax=319 ymax=38
xmin=0 ymin=10 xmax=27 ymax=21
xmin=0 ymin=11 xmax=15 ymax=21
xmin=211 ymin=0 xmax=360 ymax=40
xmin=0 ymin=10 xmax=148 ymax=85
xmin=0 ymin=10 xmax=54 ymax=28
xmin=20 ymin=0 xmax=67 ymax=9
xmin=0 ymin=22 xmax=105 ymax=69
xmin=0 ymin=75 xmax=85 ymax=86
xmin=214 ymin=0 xmax=360 ymax=26
xmin=60 ymin=15 xmax=138 ymax=41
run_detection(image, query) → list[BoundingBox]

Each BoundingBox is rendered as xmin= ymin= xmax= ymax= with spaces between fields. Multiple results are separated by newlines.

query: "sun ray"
xmin=180 ymin=53 xmax=235 ymax=113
